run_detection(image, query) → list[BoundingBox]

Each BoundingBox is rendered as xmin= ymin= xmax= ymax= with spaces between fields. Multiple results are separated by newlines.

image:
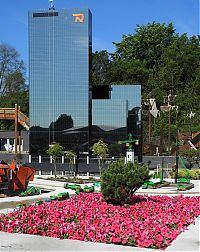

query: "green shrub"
xmin=101 ymin=160 xmax=150 ymax=205
xmin=170 ymin=169 xmax=200 ymax=180
xmin=178 ymin=169 xmax=190 ymax=179
xmin=190 ymin=170 xmax=200 ymax=180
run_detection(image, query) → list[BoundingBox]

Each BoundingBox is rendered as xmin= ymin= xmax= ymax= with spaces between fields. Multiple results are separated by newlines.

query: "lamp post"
xmin=118 ymin=133 xmax=139 ymax=163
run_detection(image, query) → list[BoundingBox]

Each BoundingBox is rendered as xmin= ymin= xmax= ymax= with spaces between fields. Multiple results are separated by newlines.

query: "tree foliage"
xmin=91 ymin=140 xmax=108 ymax=174
xmin=47 ymin=143 xmax=64 ymax=158
xmin=101 ymin=160 xmax=150 ymax=205
xmin=113 ymin=22 xmax=176 ymax=69
xmin=0 ymin=43 xmax=27 ymax=130
xmin=179 ymin=149 xmax=200 ymax=159
xmin=92 ymin=22 xmax=200 ymax=146
xmin=64 ymin=150 xmax=76 ymax=164
xmin=91 ymin=50 xmax=112 ymax=85
xmin=92 ymin=139 xmax=108 ymax=158
xmin=0 ymin=43 xmax=25 ymax=97
xmin=46 ymin=143 xmax=64 ymax=179
xmin=65 ymin=150 xmax=77 ymax=175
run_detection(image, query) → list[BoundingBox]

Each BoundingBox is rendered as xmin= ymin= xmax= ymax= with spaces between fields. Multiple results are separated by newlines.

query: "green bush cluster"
xmin=101 ymin=160 xmax=150 ymax=205
xmin=171 ymin=169 xmax=200 ymax=180
xmin=178 ymin=169 xmax=190 ymax=179
xmin=188 ymin=170 xmax=200 ymax=180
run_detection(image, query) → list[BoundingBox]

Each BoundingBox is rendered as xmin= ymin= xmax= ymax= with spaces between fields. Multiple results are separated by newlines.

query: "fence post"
xmin=28 ymin=155 xmax=32 ymax=163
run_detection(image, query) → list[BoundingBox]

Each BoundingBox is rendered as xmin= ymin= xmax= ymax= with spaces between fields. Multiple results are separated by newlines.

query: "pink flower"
xmin=156 ymin=234 xmax=163 ymax=242
xmin=0 ymin=193 xmax=199 ymax=249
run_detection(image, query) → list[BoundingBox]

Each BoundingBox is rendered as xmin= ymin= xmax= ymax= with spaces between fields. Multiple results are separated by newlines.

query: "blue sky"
xmin=0 ymin=0 xmax=199 ymax=68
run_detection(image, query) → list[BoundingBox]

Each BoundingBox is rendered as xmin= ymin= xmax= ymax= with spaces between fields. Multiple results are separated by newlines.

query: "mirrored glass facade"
xmin=29 ymin=8 xmax=92 ymax=154
xmin=92 ymin=85 xmax=141 ymax=157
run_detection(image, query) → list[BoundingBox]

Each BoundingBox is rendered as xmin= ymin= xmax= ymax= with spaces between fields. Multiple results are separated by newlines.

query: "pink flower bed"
xmin=0 ymin=193 xmax=199 ymax=249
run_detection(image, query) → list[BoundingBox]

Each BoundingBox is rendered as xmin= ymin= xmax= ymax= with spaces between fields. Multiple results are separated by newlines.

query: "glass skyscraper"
xmin=28 ymin=6 xmax=142 ymax=159
xmin=92 ymin=85 xmax=141 ymax=158
xmin=29 ymin=8 xmax=92 ymax=154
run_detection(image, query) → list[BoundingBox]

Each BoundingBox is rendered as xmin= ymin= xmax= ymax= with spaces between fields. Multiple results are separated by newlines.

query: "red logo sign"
xmin=72 ymin=13 xmax=84 ymax=23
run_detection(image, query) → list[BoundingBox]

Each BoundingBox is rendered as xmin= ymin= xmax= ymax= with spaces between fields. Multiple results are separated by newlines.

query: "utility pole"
xmin=160 ymin=93 xmax=177 ymax=152
xmin=142 ymin=99 xmax=152 ymax=144
xmin=148 ymin=103 xmax=151 ymax=144
xmin=168 ymin=108 xmax=171 ymax=148
xmin=14 ymin=104 xmax=18 ymax=154
xmin=175 ymin=131 xmax=179 ymax=184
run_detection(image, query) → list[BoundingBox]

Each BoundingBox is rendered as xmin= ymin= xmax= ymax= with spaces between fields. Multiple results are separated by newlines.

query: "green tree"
xmin=109 ymin=22 xmax=200 ymax=148
xmin=91 ymin=140 xmax=108 ymax=175
xmin=0 ymin=43 xmax=25 ymax=97
xmin=64 ymin=150 xmax=77 ymax=175
xmin=113 ymin=22 xmax=175 ymax=67
xmin=151 ymin=34 xmax=200 ymax=101
xmin=101 ymin=160 xmax=150 ymax=205
xmin=0 ymin=43 xmax=27 ymax=131
xmin=46 ymin=143 xmax=64 ymax=179
xmin=110 ymin=59 xmax=150 ymax=85
xmin=111 ymin=22 xmax=176 ymax=87
xmin=91 ymin=50 xmax=112 ymax=85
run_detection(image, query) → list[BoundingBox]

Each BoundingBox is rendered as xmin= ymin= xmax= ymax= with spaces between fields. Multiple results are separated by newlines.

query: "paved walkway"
xmin=0 ymin=231 xmax=160 ymax=251
xmin=136 ymin=179 xmax=200 ymax=196
xmin=166 ymin=216 xmax=200 ymax=251
xmin=0 ymin=218 xmax=199 ymax=251
xmin=0 ymin=178 xmax=199 ymax=251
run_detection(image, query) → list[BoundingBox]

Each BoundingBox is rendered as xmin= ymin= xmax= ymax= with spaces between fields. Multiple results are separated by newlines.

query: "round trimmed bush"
xmin=101 ymin=160 xmax=150 ymax=205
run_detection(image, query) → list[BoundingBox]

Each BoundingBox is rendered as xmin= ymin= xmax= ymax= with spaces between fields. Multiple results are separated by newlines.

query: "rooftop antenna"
xmin=49 ymin=0 xmax=55 ymax=10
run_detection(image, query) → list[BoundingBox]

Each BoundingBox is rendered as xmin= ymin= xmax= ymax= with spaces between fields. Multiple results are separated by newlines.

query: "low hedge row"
xmin=171 ymin=169 xmax=200 ymax=180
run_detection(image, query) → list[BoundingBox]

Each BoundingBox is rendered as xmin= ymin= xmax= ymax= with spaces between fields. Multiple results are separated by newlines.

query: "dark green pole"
xmin=175 ymin=139 xmax=179 ymax=184
xmin=161 ymin=157 xmax=164 ymax=182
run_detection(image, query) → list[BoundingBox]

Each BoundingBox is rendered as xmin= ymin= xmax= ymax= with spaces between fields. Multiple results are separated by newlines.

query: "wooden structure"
xmin=0 ymin=104 xmax=29 ymax=153
xmin=171 ymin=132 xmax=200 ymax=155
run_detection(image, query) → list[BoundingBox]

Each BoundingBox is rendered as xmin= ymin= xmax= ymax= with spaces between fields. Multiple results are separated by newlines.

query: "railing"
xmin=18 ymin=110 xmax=29 ymax=130
xmin=35 ymin=170 xmax=100 ymax=177
xmin=0 ymin=107 xmax=29 ymax=130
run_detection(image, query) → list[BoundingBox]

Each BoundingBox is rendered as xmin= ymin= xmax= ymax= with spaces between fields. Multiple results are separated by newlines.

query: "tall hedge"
xmin=101 ymin=160 xmax=150 ymax=205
